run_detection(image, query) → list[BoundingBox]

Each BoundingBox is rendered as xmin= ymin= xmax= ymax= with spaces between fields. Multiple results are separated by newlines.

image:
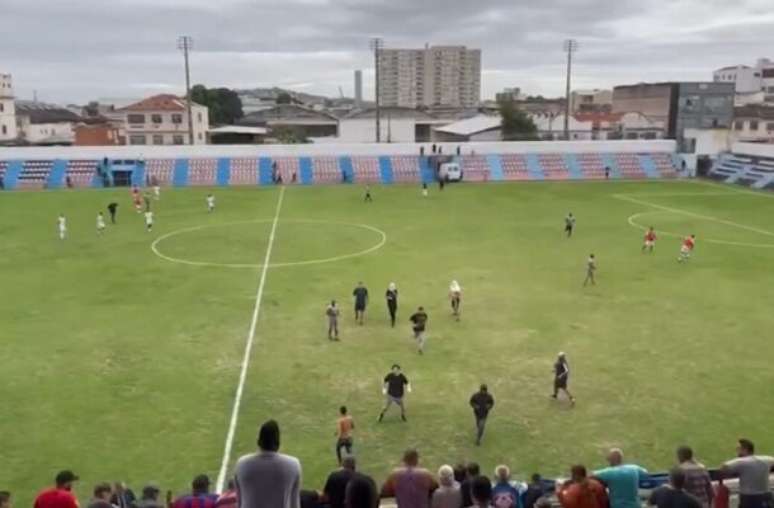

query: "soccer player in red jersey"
xmin=642 ymin=227 xmax=657 ymax=253
xmin=131 ymin=186 xmax=142 ymax=213
xmin=678 ymin=234 xmax=696 ymax=262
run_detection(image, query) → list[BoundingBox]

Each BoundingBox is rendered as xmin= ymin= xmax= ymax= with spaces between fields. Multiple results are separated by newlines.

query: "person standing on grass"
xmin=648 ymin=468 xmax=702 ymax=508
xmin=676 ymin=446 xmax=713 ymax=508
xmin=56 ymin=214 xmax=67 ymax=240
xmin=449 ymin=280 xmax=462 ymax=320
xmin=144 ymin=210 xmax=154 ymax=232
xmin=378 ymin=364 xmax=410 ymax=422
xmin=327 ymin=300 xmax=340 ymax=341
xmin=469 ymin=384 xmax=494 ymax=445
xmin=422 ymin=182 xmax=429 ymax=197
xmin=409 ymin=306 xmax=429 ymax=354
xmin=364 ymin=185 xmax=373 ymax=203
xmin=605 ymin=167 xmax=610 ymax=180
xmin=583 ymin=254 xmax=596 ymax=286
xmin=552 ymin=352 xmax=575 ymax=404
xmin=352 ymin=282 xmax=369 ymax=325
xmin=207 ymin=193 xmax=216 ymax=213
xmin=34 ymin=471 xmax=80 ymax=508
xmin=380 ymin=449 xmax=438 ymax=508
xmin=235 ymin=420 xmax=301 ymax=508
xmin=642 ymin=227 xmax=657 ymax=254
xmin=565 ymin=212 xmax=576 ymax=238
xmin=153 ymin=183 xmax=161 ymax=201
xmin=143 ymin=191 xmax=152 ymax=212
xmin=385 ymin=283 xmax=398 ymax=327
xmin=556 ymin=465 xmax=608 ymax=508
xmin=107 ymin=202 xmax=119 ymax=224
xmin=593 ymin=448 xmax=649 ymax=508
xmin=335 ymin=406 xmax=355 ymax=465
xmin=722 ymin=438 xmax=774 ymax=508
xmin=96 ymin=212 xmax=106 ymax=235
xmin=678 ymin=235 xmax=696 ymax=263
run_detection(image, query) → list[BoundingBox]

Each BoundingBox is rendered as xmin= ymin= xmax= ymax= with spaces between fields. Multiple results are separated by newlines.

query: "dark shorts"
xmin=554 ymin=377 xmax=568 ymax=389
xmin=739 ymin=494 xmax=773 ymax=508
xmin=355 ymin=303 xmax=366 ymax=311
xmin=565 ymin=225 xmax=573 ymax=231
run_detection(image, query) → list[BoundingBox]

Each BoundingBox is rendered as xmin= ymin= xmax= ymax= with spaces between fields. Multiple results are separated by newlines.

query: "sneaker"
xmin=401 ymin=415 xmax=407 ymax=422
xmin=378 ymin=413 xmax=384 ymax=423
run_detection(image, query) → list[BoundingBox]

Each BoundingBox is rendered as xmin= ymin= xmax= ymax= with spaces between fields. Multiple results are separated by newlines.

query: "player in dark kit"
xmin=379 ymin=364 xmax=410 ymax=422
xmin=552 ymin=352 xmax=575 ymax=405
xmin=364 ymin=185 xmax=373 ymax=202
xmin=469 ymin=384 xmax=494 ymax=446
xmin=107 ymin=202 xmax=118 ymax=224
xmin=352 ymin=282 xmax=369 ymax=325
xmin=409 ymin=306 xmax=428 ymax=354
xmin=565 ymin=212 xmax=576 ymax=238
xmin=385 ymin=282 xmax=398 ymax=327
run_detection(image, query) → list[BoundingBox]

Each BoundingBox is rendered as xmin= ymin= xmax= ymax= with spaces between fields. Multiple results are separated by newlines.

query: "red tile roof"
xmin=119 ymin=94 xmax=189 ymax=112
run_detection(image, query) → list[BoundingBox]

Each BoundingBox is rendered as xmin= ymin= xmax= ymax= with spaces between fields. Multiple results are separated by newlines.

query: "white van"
xmin=439 ymin=162 xmax=462 ymax=182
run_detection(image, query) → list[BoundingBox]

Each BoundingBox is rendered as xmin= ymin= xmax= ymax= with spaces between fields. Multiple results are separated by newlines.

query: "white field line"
xmin=695 ymin=179 xmax=774 ymax=199
xmin=614 ymin=193 xmax=774 ymax=238
xmin=215 ymin=186 xmax=285 ymax=492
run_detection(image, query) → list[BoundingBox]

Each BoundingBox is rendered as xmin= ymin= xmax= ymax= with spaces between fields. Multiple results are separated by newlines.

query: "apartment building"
xmin=0 ymin=73 xmax=18 ymax=142
xmin=713 ymin=58 xmax=774 ymax=99
xmin=117 ymin=94 xmax=208 ymax=146
xmin=378 ymin=45 xmax=481 ymax=108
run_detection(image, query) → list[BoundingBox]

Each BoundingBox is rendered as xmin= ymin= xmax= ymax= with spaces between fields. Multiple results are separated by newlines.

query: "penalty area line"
xmin=215 ymin=186 xmax=285 ymax=492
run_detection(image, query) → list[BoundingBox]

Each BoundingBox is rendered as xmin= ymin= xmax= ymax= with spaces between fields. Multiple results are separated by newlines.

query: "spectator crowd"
xmin=6 ymin=422 xmax=773 ymax=508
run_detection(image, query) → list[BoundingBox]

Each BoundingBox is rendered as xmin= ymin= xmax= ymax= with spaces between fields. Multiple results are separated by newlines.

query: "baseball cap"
xmin=55 ymin=471 xmax=79 ymax=485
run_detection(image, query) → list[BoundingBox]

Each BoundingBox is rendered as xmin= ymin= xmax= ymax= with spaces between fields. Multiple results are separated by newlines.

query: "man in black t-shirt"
xmin=107 ymin=202 xmax=118 ymax=224
xmin=323 ymin=457 xmax=356 ymax=508
xmin=385 ymin=283 xmax=398 ymax=327
xmin=352 ymin=282 xmax=369 ymax=325
xmin=469 ymin=384 xmax=494 ymax=446
xmin=648 ymin=468 xmax=703 ymax=508
xmin=552 ymin=352 xmax=575 ymax=405
xmin=378 ymin=364 xmax=410 ymax=422
xmin=409 ymin=306 xmax=428 ymax=354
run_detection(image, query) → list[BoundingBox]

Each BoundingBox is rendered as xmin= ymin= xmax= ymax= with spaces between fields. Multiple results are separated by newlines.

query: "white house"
xmin=14 ymin=101 xmax=81 ymax=145
xmin=116 ymin=94 xmax=209 ymax=146
xmin=0 ymin=73 xmax=18 ymax=142
xmin=530 ymin=112 xmax=593 ymax=140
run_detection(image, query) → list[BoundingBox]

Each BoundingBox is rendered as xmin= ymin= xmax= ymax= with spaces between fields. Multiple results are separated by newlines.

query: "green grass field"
xmin=2 ymin=179 xmax=774 ymax=505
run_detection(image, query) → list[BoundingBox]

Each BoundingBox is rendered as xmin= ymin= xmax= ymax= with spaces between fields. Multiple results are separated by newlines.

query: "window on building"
xmin=679 ymin=95 xmax=701 ymax=113
xmin=128 ymin=114 xmax=145 ymax=124
xmin=642 ymin=132 xmax=657 ymax=140
xmin=1 ymin=125 xmax=6 ymax=135
xmin=734 ymin=121 xmax=744 ymax=130
xmin=152 ymin=134 xmax=164 ymax=145
xmin=197 ymin=112 xmax=202 ymax=123
xmin=172 ymin=114 xmax=183 ymax=124
xmin=151 ymin=114 xmax=163 ymax=124
xmin=173 ymin=135 xmax=184 ymax=145
xmin=704 ymin=96 xmax=730 ymax=114
xmin=762 ymin=69 xmax=774 ymax=78
xmin=767 ymin=122 xmax=774 ymax=132
xmin=129 ymin=134 xmax=147 ymax=145
xmin=750 ymin=120 xmax=759 ymax=130
xmin=625 ymin=132 xmax=638 ymax=139
xmin=0 ymin=103 xmax=3 ymax=112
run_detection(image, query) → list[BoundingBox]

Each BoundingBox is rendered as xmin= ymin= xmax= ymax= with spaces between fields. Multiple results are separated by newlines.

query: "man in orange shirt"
xmin=34 ymin=471 xmax=80 ymax=508
xmin=335 ymin=405 xmax=355 ymax=465
xmin=557 ymin=465 xmax=609 ymax=508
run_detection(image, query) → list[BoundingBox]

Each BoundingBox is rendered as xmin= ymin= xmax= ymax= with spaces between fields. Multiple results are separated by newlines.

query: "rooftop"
xmin=118 ymin=94 xmax=202 ymax=112
xmin=434 ymin=115 xmax=501 ymax=136
xmin=15 ymin=101 xmax=82 ymax=124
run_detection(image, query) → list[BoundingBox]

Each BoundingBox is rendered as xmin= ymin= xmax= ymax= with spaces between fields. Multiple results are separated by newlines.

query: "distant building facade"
xmin=570 ymin=89 xmax=612 ymax=113
xmin=15 ymin=101 xmax=82 ymax=145
xmin=0 ymin=73 xmax=18 ymax=142
xmin=495 ymin=87 xmax=523 ymax=103
xmin=731 ymin=105 xmax=774 ymax=143
xmin=713 ymin=58 xmax=774 ymax=98
xmin=378 ymin=45 xmax=481 ymax=108
xmin=117 ymin=94 xmax=208 ymax=146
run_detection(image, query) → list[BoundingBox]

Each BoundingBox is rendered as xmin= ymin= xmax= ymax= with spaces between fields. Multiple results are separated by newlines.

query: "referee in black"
xmin=385 ymin=282 xmax=398 ymax=327
xmin=552 ymin=352 xmax=575 ymax=405
xmin=469 ymin=384 xmax=494 ymax=445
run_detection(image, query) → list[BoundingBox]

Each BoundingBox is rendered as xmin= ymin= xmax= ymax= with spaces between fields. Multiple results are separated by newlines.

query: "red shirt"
xmin=645 ymin=231 xmax=657 ymax=241
xmin=683 ymin=237 xmax=695 ymax=249
xmin=173 ymin=494 xmax=218 ymax=508
xmin=557 ymin=479 xmax=609 ymax=508
xmin=34 ymin=487 xmax=79 ymax=508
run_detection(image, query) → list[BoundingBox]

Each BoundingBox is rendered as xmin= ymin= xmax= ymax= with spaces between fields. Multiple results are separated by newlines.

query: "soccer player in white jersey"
xmin=153 ymin=184 xmax=161 ymax=201
xmin=449 ymin=280 xmax=462 ymax=320
xmin=57 ymin=214 xmax=67 ymax=240
xmin=144 ymin=210 xmax=154 ymax=232
xmin=207 ymin=193 xmax=215 ymax=213
xmin=96 ymin=212 xmax=106 ymax=235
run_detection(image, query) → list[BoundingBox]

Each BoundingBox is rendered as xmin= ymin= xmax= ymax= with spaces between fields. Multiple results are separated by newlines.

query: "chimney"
xmin=354 ymin=70 xmax=363 ymax=109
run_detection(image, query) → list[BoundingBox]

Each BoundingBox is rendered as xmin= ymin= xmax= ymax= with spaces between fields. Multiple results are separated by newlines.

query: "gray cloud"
xmin=0 ymin=0 xmax=770 ymax=103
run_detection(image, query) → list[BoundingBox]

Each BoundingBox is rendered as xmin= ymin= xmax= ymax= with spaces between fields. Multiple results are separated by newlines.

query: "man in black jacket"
xmin=469 ymin=384 xmax=494 ymax=445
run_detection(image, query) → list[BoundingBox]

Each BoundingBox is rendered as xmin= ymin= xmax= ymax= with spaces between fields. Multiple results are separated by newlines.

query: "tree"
xmin=276 ymin=92 xmax=293 ymax=105
xmin=190 ymin=84 xmax=244 ymax=126
xmin=271 ymin=126 xmax=309 ymax=144
xmin=499 ymin=99 xmax=539 ymax=141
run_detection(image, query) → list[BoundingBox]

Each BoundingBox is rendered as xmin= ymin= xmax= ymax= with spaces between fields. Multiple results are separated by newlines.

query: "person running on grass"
xmin=352 ymin=282 xmax=368 ymax=325
xmin=326 ymin=300 xmax=340 ymax=341
xmin=469 ymin=384 xmax=494 ymax=446
xmin=565 ymin=212 xmax=576 ymax=238
xmin=552 ymin=352 xmax=575 ymax=405
xmin=642 ymin=227 xmax=657 ymax=253
xmin=583 ymin=254 xmax=596 ymax=286
xmin=449 ymin=280 xmax=462 ymax=320
xmin=378 ymin=364 xmax=410 ymax=422
xmin=57 ymin=214 xmax=67 ymax=240
xmin=335 ymin=406 xmax=354 ymax=464
xmin=410 ymin=306 xmax=429 ymax=354
xmin=96 ymin=212 xmax=106 ymax=236
xmin=364 ymin=185 xmax=373 ymax=203
xmin=207 ymin=193 xmax=216 ymax=213
xmin=678 ymin=235 xmax=696 ymax=263
xmin=385 ymin=283 xmax=398 ymax=328
xmin=107 ymin=202 xmax=118 ymax=224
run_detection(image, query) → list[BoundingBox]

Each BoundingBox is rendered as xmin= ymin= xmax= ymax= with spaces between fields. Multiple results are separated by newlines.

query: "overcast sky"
xmin=1 ymin=0 xmax=772 ymax=104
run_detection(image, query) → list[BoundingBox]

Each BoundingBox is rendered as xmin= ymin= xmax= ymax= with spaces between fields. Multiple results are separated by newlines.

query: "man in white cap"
xmin=552 ymin=352 xmax=575 ymax=405
xmin=385 ymin=283 xmax=398 ymax=327
xmin=449 ymin=280 xmax=462 ymax=320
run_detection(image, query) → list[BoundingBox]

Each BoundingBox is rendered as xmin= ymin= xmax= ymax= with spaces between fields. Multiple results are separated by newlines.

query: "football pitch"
xmin=2 ymin=179 xmax=774 ymax=504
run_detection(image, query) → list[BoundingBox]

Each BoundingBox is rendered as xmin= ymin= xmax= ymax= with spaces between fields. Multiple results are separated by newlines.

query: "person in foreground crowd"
xmin=469 ymin=384 xmax=494 ymax=446
xmin=335 ymin=406 xmax=355 ymax=465
xmin=379 ymin=364 xmax=410 ymax=422
xmin=470 ymin=475 xmax=493 ymax=508
xmin=556 ymin=465 xmax=608 ymax=508
xmin=460 ymin=463 xmax=480 ymax=508
xmin=722 ymin=438 xmax=774 ymax=508
xmin=235 ymin=420 xmax=302 ymax=508
xmin=345 ymin=473 xmax=378 ymax=508
xmin=136 ymin=485 xmax=164 ymax=508
xmin=552 ymin=352 xmax=575 ymax=404
xmin=324 ymin=457 xmax=356 ymax=508
xmin=522 ymin=474 xmax=546 ymax=508
xmin=449 ymin=280 xmax=462 ymax=320
xmin=380 ymin=449 xmax=438 ymax=508
xmin=676 ymin=446 xmax=714 ymax=508
xmin=409 ymin=306 xmax=429 ymax=354
xmin=34 ymin=470 xmax=79 ymax=508
xmin=172 ymin=475 xmax=217 ymax=508
xmin=111 ymin=481 xmax=135 ymax=508
xmin=88 ymin=483 xmax=114 ymax=508
xmin=385 ymin=283 xmax=398 ymax=327
xmin=431 ymin=465 xmax=461 ymax=508
xmin=0 ymin=492 xmax=10 ymax=508
xmin=352 ymin=282 xmax=369 ymax=325
xmin=492 ymin=465 xmax=521 ymax=508
xmin=593 ymin=448 xmax=649 ymax=508
xmin=647 ymin=468 xmax=702 ymax=508
xmin=214 ymin=481 xmax=237 ymax=508
xmin=326 ymin=300 xmax=340 ymax=341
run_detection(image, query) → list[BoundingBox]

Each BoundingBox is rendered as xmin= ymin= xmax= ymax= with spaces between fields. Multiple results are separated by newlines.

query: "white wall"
xmin=17 ymin=120 xmax=74 ymax=144
xmin=683 ymin=128 xmax=731 ymax=156
xmin=732 ymin=141 xmax=774 ymax=158
xmin=713 ymin=66 xmax=761 ymax=94
xmin=0 ymin=99 xmax=17 ymax=141
xmin=338 ymin=118 xmax=416 ymax=143
xmin=0 ymin=140 xmax=677 ymax=160
xmin=122 ymin=104 xmax=209 ymax=146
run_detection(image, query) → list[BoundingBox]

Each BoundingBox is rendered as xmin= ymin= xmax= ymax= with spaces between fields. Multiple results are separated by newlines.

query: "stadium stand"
xmin=188 ymin=158 xmax=218 ymax=186
xmin=460 ymin=155 xmax=491 ymax=182
xmin=16 ymin=160 xmax=53 ymax=189
xmin=576 ymin=153 xmax=609 ymax=179
xmin=500 ymin=154 xmax=531 ymax=181
xmin=350 ymin=156 xmax=381 ymax=183
xmin=65 ymin=160 xmax=99 ymax=187
xmin=390 ymin=156 xmax=420 ymax=183
xmin=709 ymin=152 xmax=774 ymax=189
xmin=230 ymin=158 xmax=259 ymax=185
xmin=539 ymin=154 xmax=572 ymax=180
xmin=145 ymin=159 xmax=175 ymax=186
xmin=311 ymin=156 xmax=341 ymax=184
xmin=650 ymin=152 xmax=679 ymax=178
xmin=273 ymin=157 xmax=300 ymax=184
xmin=614 ymin=153 xmax=648 ymax=179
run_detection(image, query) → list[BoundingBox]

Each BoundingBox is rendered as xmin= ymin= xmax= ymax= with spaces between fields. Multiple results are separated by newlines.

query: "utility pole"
xmin=563 ymin=39 xmax=578 ymax=141
xmin=369 ymin=37 xmax=384 ymax=143
xmin=178 ymin=35 xmax=195 ymax=145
